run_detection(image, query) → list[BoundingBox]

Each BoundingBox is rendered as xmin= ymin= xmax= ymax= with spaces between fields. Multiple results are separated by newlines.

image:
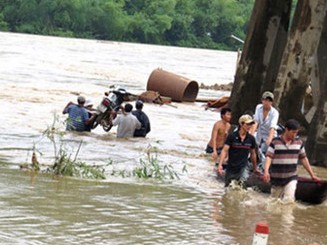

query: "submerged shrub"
xmin=48 ymin=148 xmax=106 ymax=180
xmin=133 ymin=146 xmax=186 ymax=180
xmin=24 ymin=113 xmax=106 ymax=180
xmin=108 ymin=145 xmax=187 ymax=180
xmin=133 ymin=152 xmax=180 ymax=180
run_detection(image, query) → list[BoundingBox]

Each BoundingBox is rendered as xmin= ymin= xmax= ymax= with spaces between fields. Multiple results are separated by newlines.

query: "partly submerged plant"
xmin=132 ymin=145 xmax=187 ymax=180
xmin=31 ymin=145 xmax=40 ymax=171
xmin=25 ymin=112 xmax=106 ymax=180
xmin=48 ymin=142 xmax=106 ymax=180
xmin=20 ymin=144 xmax=40 ymax=172
xmin=50 ymin=152 xmax=105 ymax=179
xmin=106 ymin=145 xmax=186 ymax=180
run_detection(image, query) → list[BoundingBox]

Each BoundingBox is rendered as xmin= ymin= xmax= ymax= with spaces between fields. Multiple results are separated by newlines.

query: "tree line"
xmin=0 ymin=0 xmax=254 ymax=51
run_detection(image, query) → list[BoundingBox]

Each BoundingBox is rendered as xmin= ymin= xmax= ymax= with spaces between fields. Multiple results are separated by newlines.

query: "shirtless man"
xmin=205 ymin=107 xmax=232 ymax=163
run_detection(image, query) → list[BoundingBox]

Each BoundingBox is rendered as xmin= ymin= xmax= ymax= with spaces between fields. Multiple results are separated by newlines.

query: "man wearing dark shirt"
xmin=132 ymin=100 xmax=151 ymax=137
xmin=217 ymin=114 xmax=259 ymax=187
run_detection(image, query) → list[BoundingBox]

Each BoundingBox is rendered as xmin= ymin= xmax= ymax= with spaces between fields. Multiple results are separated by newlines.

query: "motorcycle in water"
xmin=91 ymin=87 xmax=129 ymax=132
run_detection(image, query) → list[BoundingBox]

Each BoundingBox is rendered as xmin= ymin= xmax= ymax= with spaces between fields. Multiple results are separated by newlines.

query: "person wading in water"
xmin=206 ymin=107 xmax=232 ymax=165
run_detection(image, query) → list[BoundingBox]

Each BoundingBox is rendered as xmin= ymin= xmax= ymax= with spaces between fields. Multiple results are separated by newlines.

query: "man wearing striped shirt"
xmin=263 ymin=119 xmax=320 ymax=202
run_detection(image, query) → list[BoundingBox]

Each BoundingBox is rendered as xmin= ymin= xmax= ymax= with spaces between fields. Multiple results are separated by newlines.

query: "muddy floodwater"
xmin=0 ymin=32 xmax=326 ymax=245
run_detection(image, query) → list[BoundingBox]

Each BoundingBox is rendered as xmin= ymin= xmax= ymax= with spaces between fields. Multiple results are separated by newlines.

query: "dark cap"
xmin=77 ymin=95 xmax=86 ymax=103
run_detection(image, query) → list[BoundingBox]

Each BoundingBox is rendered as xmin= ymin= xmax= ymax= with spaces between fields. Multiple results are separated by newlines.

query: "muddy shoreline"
xmin=200 ymin=82 xmax=233 ymax=91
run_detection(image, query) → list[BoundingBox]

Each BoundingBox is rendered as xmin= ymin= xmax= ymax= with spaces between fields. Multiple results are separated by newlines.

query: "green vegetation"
xmin=0 ymin=0 xmax=254 ymax=50
xmin=108 ymin=145 xmax=187 ymax=180
xmin=42 ymin=114 xmax=105 ymax=179
xmin=47 ymin=141 xmax=106 ymax=180
xmin=133 ymin=146 xmax=187 ymax=180
xmin=21 ymin=113 xmax=107 ymax=179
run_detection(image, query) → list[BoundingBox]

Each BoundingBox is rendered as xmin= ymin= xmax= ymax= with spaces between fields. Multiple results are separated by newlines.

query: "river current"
xmin=0 ymin=32 xmax=326 ymax=245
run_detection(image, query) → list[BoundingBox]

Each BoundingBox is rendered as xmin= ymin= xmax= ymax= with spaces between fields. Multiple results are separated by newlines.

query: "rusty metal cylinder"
xmin=147 ymin=68 xmax=199 ymax=102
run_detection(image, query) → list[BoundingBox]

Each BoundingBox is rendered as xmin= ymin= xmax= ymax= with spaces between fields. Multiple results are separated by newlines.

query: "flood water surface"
xmin=0 ymin=32 xmax=326 ymax=245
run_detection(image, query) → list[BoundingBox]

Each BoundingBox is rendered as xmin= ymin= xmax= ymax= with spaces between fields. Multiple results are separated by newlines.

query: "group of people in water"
xmin=206 ymin=91 xmax=320 ymax=203
xmin=62 ymin=90 xmax=320 ymax=203
xmin=62 ymin=95 xmax=151 ymax=138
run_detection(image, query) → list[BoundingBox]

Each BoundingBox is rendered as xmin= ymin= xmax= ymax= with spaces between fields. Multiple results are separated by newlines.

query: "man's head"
xmin=284 ymin=119 xmax=301 ymax=140
xmin=261 ymin=91 xmax=274 ymax=110
xmin=239 ymin=114 xmax=255 ymax=125
xmin=135 ymin=100 xmax=144 ymax=110
xmin=285 ymin=119 xmax=301 ymax=130
xmin=239 ymin=114 xmax=255 ymax=132
xmin=124 ymin=103 xmax=133 ymax=113
xmin=262 ymin=91 xmax=274 ymax=102
xmin=77 ymin=96 xmax=86 ymax=105
xmin=220 ymin=107 xmax=232 ymax=122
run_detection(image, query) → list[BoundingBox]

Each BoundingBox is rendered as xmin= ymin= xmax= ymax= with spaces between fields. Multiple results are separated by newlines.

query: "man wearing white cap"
xmin=84 ymin=100 xmax=97 ymax=131
xmin=217 ymin=114 xmax=259 ymax=187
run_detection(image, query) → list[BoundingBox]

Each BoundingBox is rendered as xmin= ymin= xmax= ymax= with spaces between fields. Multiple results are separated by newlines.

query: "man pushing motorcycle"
xmin=111 ymin=103 xmax=141 ymax=138
xmin=63 ymin=95 xmax=96 ymax=132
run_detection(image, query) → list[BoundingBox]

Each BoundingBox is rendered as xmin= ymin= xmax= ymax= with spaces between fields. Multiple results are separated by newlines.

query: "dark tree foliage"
xmin=0 ymin=0 xmax=255 ymax=50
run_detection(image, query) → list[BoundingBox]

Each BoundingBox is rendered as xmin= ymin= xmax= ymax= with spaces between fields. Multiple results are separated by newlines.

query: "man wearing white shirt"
xmin=112 ymin=103 xmax=141 ymax=138
xmin=252 ymin=91 xmax=279 ymax=155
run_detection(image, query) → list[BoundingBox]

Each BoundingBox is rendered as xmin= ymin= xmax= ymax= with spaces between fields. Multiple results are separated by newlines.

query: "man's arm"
xmin=135 ymin=118 xmax=142 ymax=129
xmin=84 ymin=113 xmax=96 ymax=126
xmin=263 ymin=156 xmax=272 ymax=182
xmin=63 ymin=101 xmax=74 ymax=114
xmin=250 ymin=105 xmax=260 ymax=135
xmin=265 ymin=128 xmax=276 ymax=146
xmin=300 ymin=157 xmax=320 ymax=181
xmin=266 ymin=109 xmax=279 ymax=145
xmin=217 ymin=144 xmax=229 ymax=176
xmin=211 ymin=122 xmax=220 ymax=161
xmin=226 ymin=123 xmax=231 ymax=134
xmin=250 ymin=121 xmax=258 ymax=135
xmin=250 ymin=148 xmax=260 ymax=173
xmin=112 ymin=114 xmax=120 ymax=126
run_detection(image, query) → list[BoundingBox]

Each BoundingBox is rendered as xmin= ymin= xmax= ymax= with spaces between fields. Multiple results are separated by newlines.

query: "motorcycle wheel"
xmin=91 ymin=114 xmax=102 ymax=129
xmin=103 ymin=124 xmax=113 ymax=132
xmin=102 ymin=113 xmax=116 ymax=132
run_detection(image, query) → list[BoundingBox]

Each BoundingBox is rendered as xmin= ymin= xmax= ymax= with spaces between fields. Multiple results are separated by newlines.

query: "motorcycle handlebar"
xmin=105 ymin=90 xmax=130 ymax=96
xmin=111 ymin=90 xmax=131 ymax=96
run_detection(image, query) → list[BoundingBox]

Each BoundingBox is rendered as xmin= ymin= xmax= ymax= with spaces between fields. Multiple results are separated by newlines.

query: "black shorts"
xmin=205 ymin=145 xmax=222 ymax=155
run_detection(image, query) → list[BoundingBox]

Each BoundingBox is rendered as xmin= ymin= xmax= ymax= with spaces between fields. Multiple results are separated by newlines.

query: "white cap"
xmin=85 ymin=100 xmax=93 ymax=107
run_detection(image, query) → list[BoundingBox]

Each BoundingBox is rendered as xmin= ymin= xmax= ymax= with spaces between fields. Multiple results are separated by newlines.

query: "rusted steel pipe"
xmin=147 ymin=68 xmax=199 ymax=102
